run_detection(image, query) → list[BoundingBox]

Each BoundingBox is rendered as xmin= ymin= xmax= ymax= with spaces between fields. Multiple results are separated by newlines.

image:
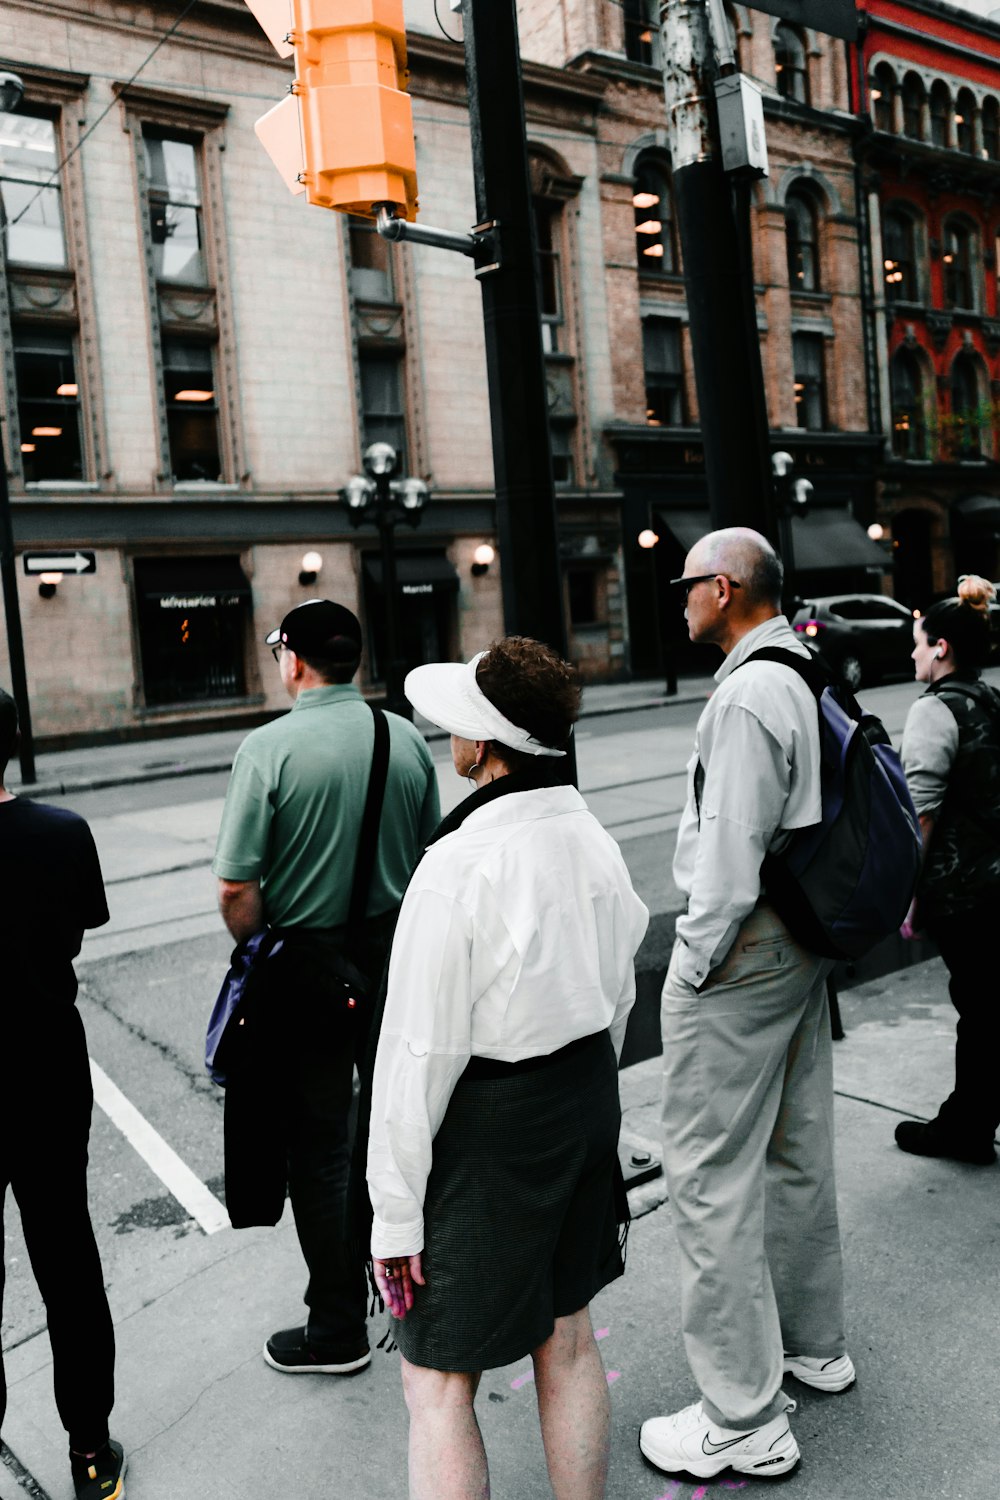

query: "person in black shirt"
xmin=0 ymin=688 xmax=126 ymax=1500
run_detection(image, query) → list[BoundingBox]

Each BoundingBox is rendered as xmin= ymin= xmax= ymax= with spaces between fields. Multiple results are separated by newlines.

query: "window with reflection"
xmin=623 ymin=0 xmax=660 ymax=67
xmin=950 ymin=350 xmax=984 ymax=458
xmin=633 ymin=156 xmax=676 ymax=274
xmin=359 ymin=349 xmax=407 ymax=464
xmin=883 ymin=207 xmax=918 ymax=301
xmin=785 ymin=189 xmax=820 ymax=292
xmin=889 ymin=348 xmax=926 ymax=459
xmin=774 ymin=24 xmax=809 ymax=105
xmin=162 ymin=338 xmax=222 ymax=481
xmin=642 ymin=318 xmax=685 ymax=427
xmin=902 ymin=73 xmax=925 ymax=138
xmin=0 ymin=110 xmax=67 ymax=268
xmin=348 ymin=214 xmax=394 ymax=302
xmin=983 ymin=97 xmax=1000 ymax=160
xmin=14 ymin=331 xmax=83 ymax=481
xmin=533 ymin=197 xmax=565 ymax=352
xmin=144 ymin=132 xmax=206 ymax=284
xmin=930 ymin=82 xmax=951 ymax=148
xmin=793 ymin=333 xmax=826 ymax=429
xmin=942 ymin=218 xmax=975 ymax=309
xmin=872 ymin=64 xmax=896 ymax=132
xmin=956 ymin=89 xmax=976 ymax=154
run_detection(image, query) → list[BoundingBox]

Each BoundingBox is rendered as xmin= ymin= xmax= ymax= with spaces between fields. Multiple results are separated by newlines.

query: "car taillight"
xmin=793 ymin=620 xmax=824 ymax=637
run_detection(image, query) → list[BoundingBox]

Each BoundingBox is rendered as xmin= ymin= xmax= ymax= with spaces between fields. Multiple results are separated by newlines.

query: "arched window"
xmin=882 ymin=207 xmax=919 ymax=302
xmin=942 ymin=217 xmax=976 ymax=309
xmin=871 ymin=64 xmax=896 ymax=132
xmin=890 ymin=348 xmax=926 ymax=459
xmin=956 ymin=88 xmax=976 ymax=154
xmin=982 ymin=97 xmax=1000 ymax=160
xmin=785 ymin=189 xmax=820 ymax=292
xmin=633 ymin=154 xmax=677 ymax=275
xmin=774 ymin=24 xmax=809 ymax=105
xmin=930 ymin=81 xmax=951 ymax=148
xmin=902 ymin=73 xmax=925 ymax=138
xmin=950 ymin=350 xmax=984 ymax=458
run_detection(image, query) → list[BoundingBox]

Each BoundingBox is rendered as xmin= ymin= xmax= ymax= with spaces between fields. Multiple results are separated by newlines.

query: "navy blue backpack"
xmin=739 ymin=647 xmax=922 ymax=961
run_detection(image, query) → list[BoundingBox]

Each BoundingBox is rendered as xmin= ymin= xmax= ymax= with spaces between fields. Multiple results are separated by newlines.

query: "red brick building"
xmin=854 ymin=0 xmax=1000 ymax=604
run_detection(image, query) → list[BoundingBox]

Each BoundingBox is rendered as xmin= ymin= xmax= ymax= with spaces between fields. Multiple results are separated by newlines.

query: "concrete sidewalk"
xmin=2 ymin=953 xmax=996 ymax=1500
xmin=5 ymin=675 xmax=713 ymax=801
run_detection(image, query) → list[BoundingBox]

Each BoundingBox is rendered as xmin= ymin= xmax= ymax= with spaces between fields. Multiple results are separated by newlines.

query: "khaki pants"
xmin=660 ymin=902 xmax=845 ymax=1429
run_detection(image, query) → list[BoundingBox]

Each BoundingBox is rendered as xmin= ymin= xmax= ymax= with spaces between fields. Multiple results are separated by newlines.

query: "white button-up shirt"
xmin=367 ymin=784 xmax=650 ymax=1259
xmin=672 ymin=616 xmax=822 ymax=988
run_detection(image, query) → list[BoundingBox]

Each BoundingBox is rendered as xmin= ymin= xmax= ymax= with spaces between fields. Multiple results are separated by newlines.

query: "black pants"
xmin=930 ymin=903 xmax=1000 ymax=1146
xmin=224 ymin=911 xmax=397 ymax=1347
xmin=0 ymin=1010 xmax=115 ymax=1452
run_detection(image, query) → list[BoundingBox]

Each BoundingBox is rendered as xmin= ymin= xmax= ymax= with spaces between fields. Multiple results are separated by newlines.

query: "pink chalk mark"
xmin=595 ymin=1327 xmax=610 ymax=1340
xmin=509 ymin=1369 xmax=534 ymax=1391
xmin=652 ymin=1482 xmax=682 ymax=1500
xmin=605 ymin=1370 xmax=620 ymax=1384
xmin=691 ymin=1487 xmax=709 ymax=1500
xmin=719 ymin=1482 xmax=748 ymax=1491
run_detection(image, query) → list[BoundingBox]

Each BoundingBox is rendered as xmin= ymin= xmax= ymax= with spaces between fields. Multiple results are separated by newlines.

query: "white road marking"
xmin=89 ymin=1058 xmax=230 ymax=1235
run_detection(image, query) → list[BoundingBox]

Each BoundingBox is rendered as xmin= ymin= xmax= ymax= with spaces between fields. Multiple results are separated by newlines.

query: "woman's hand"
xmin=900 ymin=899 xmax=922 ymax=941
xmin=373 ymin=1254 xmax=425 ymax=1320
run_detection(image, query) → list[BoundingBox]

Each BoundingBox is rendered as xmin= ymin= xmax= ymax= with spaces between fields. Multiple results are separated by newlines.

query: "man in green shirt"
xmin=213 ymin=599 xmax=440 ymax=1376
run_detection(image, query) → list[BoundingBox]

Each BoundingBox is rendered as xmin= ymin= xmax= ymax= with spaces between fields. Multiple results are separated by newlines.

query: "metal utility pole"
xmin=0 ymin=422 xmax=36 ymax=785
xmin=658 ymin=0 xmax=778 ymax=542
xmin=459 ymin=0 xmax=568 ymax=659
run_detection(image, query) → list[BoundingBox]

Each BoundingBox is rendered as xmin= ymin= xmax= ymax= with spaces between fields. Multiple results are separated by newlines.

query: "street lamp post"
xmin=0 ymin=69 xmax=36 ymax=785
xmin=340 ymin=442 xmax=428 ymax=719
xmin=771 ymin=451 xmax=813 ymax=616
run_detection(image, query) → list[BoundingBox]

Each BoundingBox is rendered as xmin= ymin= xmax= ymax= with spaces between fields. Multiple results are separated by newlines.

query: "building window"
xmin=949 ymin=351 xmax=984 ymax=459
xmin=623 ymin=0 xmax=660 ymax=67
xmin=774 ymin=24 xmax=809 ymax=105
xmin=956 ymin=89 xmax=976 ymax=154
xmin=642 ymin=318 xmax=685 ymax=427
xmin=634 ymin=156 xmax=677 ymax=274
xmin=348 ymin=214 xmax=394 ymax=302
xmin=162 ymin=338 xmax=222 ymax=481
xmin=0 ymin=109 xmax=67 ymax=268
xmin=533 ymin=197 xmax=565 ymax=353
xmin=133 ymin=555 xmax=250 ymax=706
xmin=930 ymin=81 xmax=951 ymax=148
xmin=890 ymin=348 xmax=926 ymax=459
xmin=883 ymin=207 xmax=918 ymax=301
xmin=359 ymin=349 xmax=407 ymax=463
xmin=942 ymin=218 xmax=975 ymax=309
xmin=871 ymin=64 xmax=896 ymax=132
xmin=144 ymin=132 xmax=207 ymax=285
xmin=902 ymin=73 xmax=925 ymax=139
xmin=549 ymin=423 xmax=576 ymax=487
xmin=14 ymin=331 xmax=83 ymax=482
xmin=785 ymin=189 xmax=820 ymax=292
xmin=566 ymin=565 xmax=604 ymax=628
xmin=983 ymin=97 xmax=1000 ymax=160
xmin=793 ymin=333 xmax=826 ymax=429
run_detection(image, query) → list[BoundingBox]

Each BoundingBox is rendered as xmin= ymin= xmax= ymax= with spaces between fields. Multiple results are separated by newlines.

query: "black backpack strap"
xmin=345 ymin=705 xmax=391 ymax=945
xmin=734 ymin=645 xmax=832 ymax=700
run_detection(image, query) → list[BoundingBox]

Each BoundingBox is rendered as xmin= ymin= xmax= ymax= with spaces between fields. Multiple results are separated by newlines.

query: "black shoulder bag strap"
xmin=343 ymin=704 xmax=391 ymax=956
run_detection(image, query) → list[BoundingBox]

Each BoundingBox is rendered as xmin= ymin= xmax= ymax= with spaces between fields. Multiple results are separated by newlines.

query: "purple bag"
xmin=205 ymin=928 xmax=285 ymax=1086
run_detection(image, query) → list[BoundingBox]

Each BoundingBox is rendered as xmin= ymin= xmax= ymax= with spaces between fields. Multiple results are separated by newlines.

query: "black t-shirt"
xmin=0 ymin=798 xmax=109 ymax=1019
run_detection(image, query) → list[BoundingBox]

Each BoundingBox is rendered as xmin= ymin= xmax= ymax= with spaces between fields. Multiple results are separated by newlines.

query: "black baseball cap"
xmin=265 ymin=599 xmax=363 ymax=662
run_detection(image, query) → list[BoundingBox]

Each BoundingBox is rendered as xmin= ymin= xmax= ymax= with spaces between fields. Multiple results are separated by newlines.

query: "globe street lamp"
xmin=0 ymin=70 xmax=37 ymax=783
xmin=771 ymin=451 xmax=813 ymax=615
xmin=340 ymin=442 xmax=428 ymax=718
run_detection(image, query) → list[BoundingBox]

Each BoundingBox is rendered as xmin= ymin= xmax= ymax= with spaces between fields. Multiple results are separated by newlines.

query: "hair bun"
xmin=956 ymin=574 xmax=997 ymax=615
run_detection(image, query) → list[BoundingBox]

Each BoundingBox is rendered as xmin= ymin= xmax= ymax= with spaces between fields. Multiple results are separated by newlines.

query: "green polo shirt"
xmin=212 ymin=684 xmax=441 ymax=929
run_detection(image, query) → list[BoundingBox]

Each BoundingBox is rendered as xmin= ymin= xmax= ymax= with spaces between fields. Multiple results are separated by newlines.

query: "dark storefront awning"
xmin=790 ymin=510 xmax=888 ymax=572
xmin=954 ymin=493 xmax=1000 ymax=526
xmin=363 ymin=554 xmax=459 ymax=595
xmin=135 ymin=554 xmax=252 ymax=609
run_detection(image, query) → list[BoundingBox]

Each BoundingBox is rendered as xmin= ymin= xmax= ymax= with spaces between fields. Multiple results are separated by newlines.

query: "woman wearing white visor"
xmin=365 ymin=636 xmax=648 ymax=1500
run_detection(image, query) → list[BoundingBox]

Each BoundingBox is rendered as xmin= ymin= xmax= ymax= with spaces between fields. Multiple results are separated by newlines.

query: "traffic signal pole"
xmin=659 ymin=0 xmax=778 ymax=543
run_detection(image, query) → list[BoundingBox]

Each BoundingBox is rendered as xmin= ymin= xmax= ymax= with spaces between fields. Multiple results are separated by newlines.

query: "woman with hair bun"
xmin=365 ymin=636 xmax=649 ymax=1499
xmin=897 ymin=574 xmax=1000 ymax=1166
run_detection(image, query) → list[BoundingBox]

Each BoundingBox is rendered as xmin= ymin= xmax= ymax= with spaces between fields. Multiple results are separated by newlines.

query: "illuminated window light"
xmin=635 ymin=219 xmax=663 ymax=235
xmin=56 ymin=382 xmax=78 ymax=397
xmin=794 ymin=382 xmax=805 ymax=391
xmin=884 ymin=258 xmax=895 ymax=270
xmin=871 ymin=88 xmax=882 ymax=101
xmin=942 ymin=253 xmax=954 ymax=263
xmin=173 ymin=388 xmax=214 ymax=402
xmin=639 ymin=28 xmax=652 ymax=42
xmin=20 ymin=442 xmax=36 ymax=453
xmin=775 ymin=62 xmax=783 ymax=72
xmin=32 ymin=426 xmax=62 ymax=437
xmin=633 ymin=191 xmax=659 ymax=209
xmin=955 ymin=114 xmax=964 ymax=124
xmin=643 ymin=243 xmax=665 ymax=257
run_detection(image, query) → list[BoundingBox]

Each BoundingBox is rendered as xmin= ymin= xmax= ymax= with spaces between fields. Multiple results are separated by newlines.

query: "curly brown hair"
xmin=475 ymin=636 xmax=580 ymax=770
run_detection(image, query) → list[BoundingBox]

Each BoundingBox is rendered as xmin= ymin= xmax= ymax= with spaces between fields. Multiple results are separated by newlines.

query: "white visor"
xmin=404 ymin=652 xmax=567 ymax=757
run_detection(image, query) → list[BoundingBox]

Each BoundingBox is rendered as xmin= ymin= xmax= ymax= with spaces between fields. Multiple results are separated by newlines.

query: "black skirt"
xmin=392 ymin=1029 xmax=625 ymax=1372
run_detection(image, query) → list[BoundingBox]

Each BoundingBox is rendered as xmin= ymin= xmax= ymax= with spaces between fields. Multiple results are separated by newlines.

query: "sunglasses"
xmin=670 ymin=574 xmax=743 ymax=600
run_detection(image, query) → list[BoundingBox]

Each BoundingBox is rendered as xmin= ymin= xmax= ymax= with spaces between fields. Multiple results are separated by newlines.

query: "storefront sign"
xmin=158 ymin=593 xmax=244 ymax=609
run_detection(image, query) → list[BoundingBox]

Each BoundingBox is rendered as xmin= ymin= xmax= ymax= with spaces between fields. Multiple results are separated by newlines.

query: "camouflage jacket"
xmin=918 ymin=676 xmax=1000 ymax=924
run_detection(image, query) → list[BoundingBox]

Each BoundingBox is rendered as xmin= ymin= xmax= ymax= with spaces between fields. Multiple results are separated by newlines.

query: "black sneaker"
xmin=70 ymin=1439 xmax=126 ymax=1500
xmin=263 ymin=1326 xmax=371 ymax=1374
xmin=895 ymin=1119 xmax=997 ymax=1166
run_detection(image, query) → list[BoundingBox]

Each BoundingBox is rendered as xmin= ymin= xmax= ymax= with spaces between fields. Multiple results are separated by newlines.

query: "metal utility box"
xmin=714 ymin=73 xmax=769 ymax=179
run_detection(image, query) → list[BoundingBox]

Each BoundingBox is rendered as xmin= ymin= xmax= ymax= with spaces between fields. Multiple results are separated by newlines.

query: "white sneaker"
xmin=639 ymin=1399 xmax=800 ymax=1479
xmin=783 ymin=1352 xmax=856 ymax=1392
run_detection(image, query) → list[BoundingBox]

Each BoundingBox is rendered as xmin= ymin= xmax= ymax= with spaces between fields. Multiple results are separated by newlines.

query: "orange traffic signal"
xmin=247 ymin=0 xmax=418 ymax=221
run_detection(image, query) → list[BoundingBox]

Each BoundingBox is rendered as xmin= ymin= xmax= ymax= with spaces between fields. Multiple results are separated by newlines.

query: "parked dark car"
xmin=790 ymin=594 xmax=917 ymax=689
